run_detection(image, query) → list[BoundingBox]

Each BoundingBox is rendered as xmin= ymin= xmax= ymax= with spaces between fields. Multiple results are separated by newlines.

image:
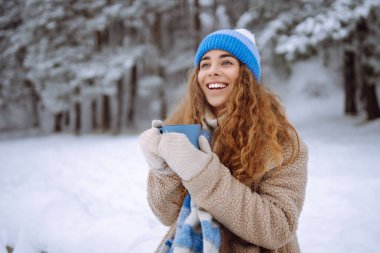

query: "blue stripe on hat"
xmin=194 ymin=29 xmax=261 ymax=81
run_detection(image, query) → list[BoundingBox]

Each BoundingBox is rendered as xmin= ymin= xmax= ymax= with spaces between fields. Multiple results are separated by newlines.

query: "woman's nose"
xmin=207 ymin=64 xmax=220 ymax=76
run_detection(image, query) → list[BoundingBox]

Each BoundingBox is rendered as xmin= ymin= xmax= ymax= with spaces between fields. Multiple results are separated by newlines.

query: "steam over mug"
xmin=160 ymin=124 xmax=211 ymax=149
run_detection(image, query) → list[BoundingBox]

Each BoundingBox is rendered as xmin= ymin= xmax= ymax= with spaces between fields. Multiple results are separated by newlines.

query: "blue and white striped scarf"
xmin=160 ymin=194 xmax=221 ymax=253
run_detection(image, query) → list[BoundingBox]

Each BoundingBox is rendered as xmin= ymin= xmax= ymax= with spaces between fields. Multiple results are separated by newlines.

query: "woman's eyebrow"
xmin=200 ymin=56 xmax=210 ymax=62
xmin=220 ymin=53 xmax=234 ymax=58
xmin=201 ymin=54 xmax=234 ymax=62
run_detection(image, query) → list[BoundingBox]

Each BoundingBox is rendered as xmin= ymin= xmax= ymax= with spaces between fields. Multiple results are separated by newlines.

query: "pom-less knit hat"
xmin=194 ymin=28 xmax=261 ymax=81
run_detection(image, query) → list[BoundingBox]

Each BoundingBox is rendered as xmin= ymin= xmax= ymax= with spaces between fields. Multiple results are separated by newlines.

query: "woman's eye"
xmin=222 ymin=60 xmax=233 ymax=65
xmin=200 ymin=62 xmax=210 ymax=68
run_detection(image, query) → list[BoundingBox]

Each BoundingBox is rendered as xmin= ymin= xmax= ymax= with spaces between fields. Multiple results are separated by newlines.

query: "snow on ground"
xmin=0 ymin=134 xmax=166 ymax=253
xmin=287 ymin=100 xmax=380 ymax=253
xmin=0 ymin=92 xmax=380 ymax=253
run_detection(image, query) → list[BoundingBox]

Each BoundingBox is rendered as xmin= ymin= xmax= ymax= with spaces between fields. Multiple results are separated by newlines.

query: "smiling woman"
xmin=139 ymin=28 xmax=308 ymax=253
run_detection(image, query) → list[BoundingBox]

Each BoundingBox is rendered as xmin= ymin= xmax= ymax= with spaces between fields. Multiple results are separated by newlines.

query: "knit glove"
xmin=158 ymin=133 xmax=212 ymax=181
xmin=138 ymin=120 xmax=173 ymax=175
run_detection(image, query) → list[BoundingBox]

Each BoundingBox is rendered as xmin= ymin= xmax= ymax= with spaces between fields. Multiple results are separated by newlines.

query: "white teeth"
xmin=208 ymin=83 xmax=227 ymax=89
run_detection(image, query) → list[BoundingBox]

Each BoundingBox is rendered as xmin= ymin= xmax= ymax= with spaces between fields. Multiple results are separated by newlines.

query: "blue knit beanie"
xmin=194 ymin=29 xmax=261 ymax=81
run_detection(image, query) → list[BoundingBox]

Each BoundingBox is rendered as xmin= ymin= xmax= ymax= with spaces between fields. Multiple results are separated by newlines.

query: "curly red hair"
xmin=165 ymin=65 xmax=299 ymax=185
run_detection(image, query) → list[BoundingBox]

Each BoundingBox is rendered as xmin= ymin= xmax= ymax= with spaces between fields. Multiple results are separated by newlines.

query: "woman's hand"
xmin=158 ymin=133 xmax=212 ymax=181
xmin=138 ymin=120 xmax=173 ymax=175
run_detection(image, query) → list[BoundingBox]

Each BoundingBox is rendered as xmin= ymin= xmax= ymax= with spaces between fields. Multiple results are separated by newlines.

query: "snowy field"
xmin=0 ymin=93 xmax=380 ymax=253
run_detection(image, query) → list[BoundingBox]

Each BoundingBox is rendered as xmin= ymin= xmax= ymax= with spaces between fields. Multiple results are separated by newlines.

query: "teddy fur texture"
xmin=147 ymin=134 xmax=308 ymax=253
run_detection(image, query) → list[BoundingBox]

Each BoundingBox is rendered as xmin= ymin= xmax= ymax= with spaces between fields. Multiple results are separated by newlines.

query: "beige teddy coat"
xmin=147 ymin=133 xmax=308 ymax=252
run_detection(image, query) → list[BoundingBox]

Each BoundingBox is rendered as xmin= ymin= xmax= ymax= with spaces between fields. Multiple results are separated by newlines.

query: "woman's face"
xmin=197 ymin=50 xmax=240 ymax=116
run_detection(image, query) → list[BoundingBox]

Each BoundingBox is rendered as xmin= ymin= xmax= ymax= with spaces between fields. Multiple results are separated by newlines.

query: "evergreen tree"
xmin=250 ymin=0 xmax=380 ymax=120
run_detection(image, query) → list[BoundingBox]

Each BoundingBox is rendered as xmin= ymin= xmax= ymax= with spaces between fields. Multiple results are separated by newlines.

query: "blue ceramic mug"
xmin=160 ymin=124 xmax=211 ymax=149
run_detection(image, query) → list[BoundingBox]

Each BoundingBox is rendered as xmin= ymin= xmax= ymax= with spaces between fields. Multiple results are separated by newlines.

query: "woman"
xmin=139 ymin=28 xmax=308 ymax=253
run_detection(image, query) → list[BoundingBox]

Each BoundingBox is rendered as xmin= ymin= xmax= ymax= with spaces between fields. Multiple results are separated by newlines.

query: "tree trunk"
xmin=32 ymin=92 xmax=41 ymax=128
xmin=31 ymin=88 xmax=40 ymax=128
xmin=343 ymin=50 xmax=357 ymax=115
xmin=63 ymin=111 xmax=69 ymax=130
xmin=54 ymin=112 xmax=63 ymax=132
xmin=212 ymin=0 xmax=218 ymax=30
xmin=24 ymin=80 xmax=40 ymax=128
xmin=102 ymin=95 xmax=111 ymax=131
xmin=153 ymin=12 xmax=168 ymax=120
xmin=159 ymin=66 xmax=167 ymax=119
xmin=109 ymin=19 xmax=124 ymax=48
xmin=75 ymin=102 xmax=81 ymax=135
xmin=94 ymin=31 xmax=102 ymax=52
xmin=357 ymin=17 xmax=380 ymax=120
xmin=54 ymin=111 xmax=69 ymax=132
xmin=153 ymin=12 xmax=162 ymax=50
xmin=194 ymin=0 xmax=201 ymax=50
xmin=127 ymin=64 xmax=137 ymax=127
xmin=363 ymin=82 xmax=380 ymax=120
xmin=115 ymin=77 xmax=124 ymax=134
xmin=91 ymin=99 xmax=97 ymax=131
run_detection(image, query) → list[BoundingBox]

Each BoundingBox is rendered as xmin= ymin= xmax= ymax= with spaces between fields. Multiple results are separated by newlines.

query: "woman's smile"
xmin=207 ymin=82 xmax=228 ymax=90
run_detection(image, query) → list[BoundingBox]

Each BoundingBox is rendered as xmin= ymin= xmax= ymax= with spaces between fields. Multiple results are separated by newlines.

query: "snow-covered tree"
xmin=6 ymin=0 xmax=377 ymax=137
xmin=240 ymin=0 xmax=380 ymax=120
xmin=0 ymin=0 xmax=199 ymax=135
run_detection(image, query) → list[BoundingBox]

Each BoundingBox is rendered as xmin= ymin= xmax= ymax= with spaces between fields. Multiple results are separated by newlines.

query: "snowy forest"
xmin=1 ymin=1 xmax=380 ymax=253
xmin=1 ymin=0 xmax=380 ymax=136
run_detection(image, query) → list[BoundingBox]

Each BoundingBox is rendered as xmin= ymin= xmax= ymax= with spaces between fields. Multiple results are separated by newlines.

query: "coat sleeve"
xmin=147 ymin=169 xmax=185 ymax=226
xmin=182 ymin=137 xmax=308 ymax=250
